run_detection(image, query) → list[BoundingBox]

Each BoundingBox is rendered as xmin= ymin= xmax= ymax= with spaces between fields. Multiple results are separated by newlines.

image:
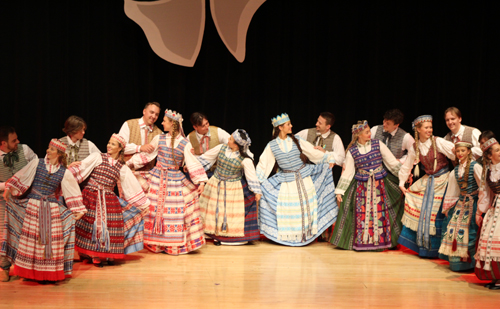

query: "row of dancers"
xmin=1 ymin=103 xmax=499 ymax=290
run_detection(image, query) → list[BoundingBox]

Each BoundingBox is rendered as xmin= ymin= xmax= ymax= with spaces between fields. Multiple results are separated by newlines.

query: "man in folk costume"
xmin=59 ymin=115 xmax=101 ymax=165
xmin=443 ymin=106 xmax=482 ymax=160
xmin=118 ymin=102 xmax=163 ymax=172
xmin=0 ymin=126 xmax=37 ymax=282
xmin=371 ymin=109 xmax=415 ymax=165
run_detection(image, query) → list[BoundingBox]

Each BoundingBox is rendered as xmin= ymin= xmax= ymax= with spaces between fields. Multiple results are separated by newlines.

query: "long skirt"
xmin=144 ymin=172 xmax=205 ymax=255
xmin=475 ymin=200 xmax=500 ymax=279
xmin=259 ymin=164 xmax=337 ymax=246
xmin=439 ymin=198 xmax=479 ymax=271
xmin=1 ymin=198 xmax=75 ymax=281
xmin=201 ymin=178 xmax=259 ymax=242
xmin=398 ymin=172 xmax=449 ymax=258
xmin=76 ymin=189 xmax=143 ymax=259
xmin=331 ymin=173 xmax=404 ymax=250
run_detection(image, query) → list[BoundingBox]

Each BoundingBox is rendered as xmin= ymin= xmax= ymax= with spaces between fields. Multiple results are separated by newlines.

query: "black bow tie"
xmin=3 ymin=151 xmax=19 ymax=168
xmin=382 ymin=131 xmax=392 ymax=139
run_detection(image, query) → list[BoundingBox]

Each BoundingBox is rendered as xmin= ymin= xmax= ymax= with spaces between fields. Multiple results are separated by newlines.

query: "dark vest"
xmin=0 ymin=145 xmax=28 ymax=182
xmin=415 ymin=137 xmax=449 ymax=175
xmin=373 ymin=125 xmax=407 ymax=160
xmin=59 ymin=136 xmax=91 ymax=164
xmin=306 ymin=128 xmax=337 ymax=152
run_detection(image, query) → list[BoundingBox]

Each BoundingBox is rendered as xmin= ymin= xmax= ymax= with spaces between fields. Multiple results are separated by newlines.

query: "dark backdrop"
xmin=1 ymin=2 xmax=499 ymax=158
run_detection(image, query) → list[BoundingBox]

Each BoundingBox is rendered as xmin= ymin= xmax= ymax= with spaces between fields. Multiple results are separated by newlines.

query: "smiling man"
xmin=118 ymin=102 xmax=163 ymax=171
xmin=443 ymin=107 xmax=482 ymax=159
xmin=371 ymin=109 xmax=415 ymax=164
xmin=187 ymin=112 xmax=231 ymax=156
xmin=59 ymin=115 xmax=101 ymax=165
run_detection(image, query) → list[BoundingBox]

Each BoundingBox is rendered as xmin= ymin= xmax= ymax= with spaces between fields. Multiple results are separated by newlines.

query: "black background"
xmin=1 ymin=2 xmax=498 ymax=158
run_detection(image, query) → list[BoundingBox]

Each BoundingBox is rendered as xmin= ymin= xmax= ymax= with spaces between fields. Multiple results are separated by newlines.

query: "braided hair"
xmin=413 ymin=122 xmax=437 ymax=178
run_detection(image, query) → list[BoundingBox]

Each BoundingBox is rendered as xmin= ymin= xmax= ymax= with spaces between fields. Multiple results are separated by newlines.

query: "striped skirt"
xmin=475 ymin=200 xmax=500 ymax=277
xmin=143 ymin=173 xmax=205 ymax=255
xmin=201 ymin=177 xmax=259 ymax=242
xmin=259 ymin=163 xmax=337 ymax=246
xmin=330 ymin=173 xmax=404 ymax=251
xmin=1 ymin=197 xmax=75 ymax=281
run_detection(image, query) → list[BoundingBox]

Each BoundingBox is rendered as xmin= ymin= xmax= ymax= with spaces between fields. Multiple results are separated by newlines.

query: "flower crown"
xmin=412 ymin=115 xmax=432 ymax=131
xmin=271 ymin=113 xmax=290 ymax=127
xmin=351 ymin=120 xmax=368 ymax=135
xmin=165 ymin=109 xmax=183 ymax=122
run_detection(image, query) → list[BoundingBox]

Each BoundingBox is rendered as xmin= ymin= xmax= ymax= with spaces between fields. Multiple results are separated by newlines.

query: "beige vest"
xmin=306 ymin=128 xmax=337 ymax=152
xmin=188 ymin=126 xmax=221 ymax=155
xmin=125 ymin=118 xmax=162 ymax=171
xmin=59 ymin=136 xmax=90 ymax=164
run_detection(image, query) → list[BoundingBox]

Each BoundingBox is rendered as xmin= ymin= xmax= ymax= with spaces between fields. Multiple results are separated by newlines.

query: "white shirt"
xmin=335 ymin=140 xmax=402 ymax=195
xmin=477 ymin=162 xmax=500 ymax=213
xmin=256 ymin=136 xmax=334 ymax=183
xmin=119 ymin=117 xmax=163 ymax=155
xmin=398 ymin=137 xmax=455 ymax=186
xmin=297 ymin=129 xmax=346 ymax=166
xmin=448 ymin=124 xmax=482 ymax=159
xmin=0 ymin=144 xmax=38 ymax=191
xmin=370 ymin=125 xmax=415 ymax=164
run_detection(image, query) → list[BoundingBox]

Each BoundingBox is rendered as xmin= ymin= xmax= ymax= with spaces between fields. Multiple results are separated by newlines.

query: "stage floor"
xmin=0 ymin=240 xmax=498 ymax=308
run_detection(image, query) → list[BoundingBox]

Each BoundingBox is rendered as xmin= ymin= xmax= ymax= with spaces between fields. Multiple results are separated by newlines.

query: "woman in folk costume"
xmin=128 ymin=109 xmax=208 ymax=255
xmin=198 ymin=129 xmax=261 ymax=245
xmin=256 ymin=113 xmax=338 ymax=246
xmin=474 ymin=138 xmax=500 ymax=290
xmin=398 ymin=115 xmax=455 ymax=258
xmin=438 ymin=141 xmax=481 ymax=271
xmin=69 ymin=134 xmax=150 ymax=267
xmin=1 ymin=139 xmax=86 ymax=281
xmin=331 ymin=121 xmax=404 ymax=251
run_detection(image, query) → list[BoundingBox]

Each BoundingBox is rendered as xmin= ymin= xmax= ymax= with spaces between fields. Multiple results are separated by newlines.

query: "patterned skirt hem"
xmin=401 ymin=217 xmax=437 ymax=236
xmin=14 ymin=265 xmax=66 ymax=281
xmin=208 ymin=233 xmax=260 ymax=242
xmin=76 ymin=246 xmax=126 ymax=259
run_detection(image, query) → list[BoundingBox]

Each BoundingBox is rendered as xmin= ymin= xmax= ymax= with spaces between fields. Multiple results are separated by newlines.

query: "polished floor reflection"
xmin=0 ymin=240 xmax=498 ymax=308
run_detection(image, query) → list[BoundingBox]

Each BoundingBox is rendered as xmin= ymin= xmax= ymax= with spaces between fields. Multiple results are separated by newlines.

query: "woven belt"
xmin=153 ymin=166 xmax=179 ymax=235
xmin=32 ymin=188 xmax=56 ymax=259
xmin=358 ymin=165 xmax=384 ymax=245
xmin=214 ymin=171 xmax=242 ymax=233
xmin=283 ymin=164 xmax=312 ymax=242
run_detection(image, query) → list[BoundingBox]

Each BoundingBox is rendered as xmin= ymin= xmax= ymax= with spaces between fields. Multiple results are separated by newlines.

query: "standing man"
xmin=118 ymin=102 xmax=163 ymax=171
xmin=0 ymin=126 xmax=37 ymax=282
xmin=297 ymin=112 xmax=345 ymax=169
xmin=443 ymin=107 xmax=482 ymax=159
xmin=188 ymin=112 xmax=231 ymax=156
xmin=59 ymin=115 xmax=101 ymax=165
xmin=371 ymin=109 xmax=415 ymax=164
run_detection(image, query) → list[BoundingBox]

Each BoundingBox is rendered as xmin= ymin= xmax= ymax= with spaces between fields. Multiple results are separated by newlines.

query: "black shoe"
xmin=213 ymin=240 xmax=221 ymax=246
xmin=485 ymin=281 xmax=496 ymax=288
xmin=93 ymin=257 xmax=103 ymax=268
xmin=107 ymin=259 xmax=115 ymax=266
xmin=489 ymin=284 xmax=500 ymax=290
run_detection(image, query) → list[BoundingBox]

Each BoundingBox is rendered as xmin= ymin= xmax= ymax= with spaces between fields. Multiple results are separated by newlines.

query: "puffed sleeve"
xmin=5 ymin=158 xmax=39 ymax=196
xmin=329 ymin=134 xmax=346 ymax=166
xmin=400 ymin=133 xmax=415 ymax=164
xmin=22 ymin=144 xmax=38 ymax=162
xmin=88 ymin=140 xmax=102 ymax=154
xmin=399 ymin=147 xmax=417 ymax=187
xmin=442 ymin=170 xmax=459 ymax=214
xmin=184 ymin=142 xmax=208 ymax=184
xmin=298 ymin=136 xmax=334 ymax=164
xmin=119 ymin=165 xmax=151 ymax=210
xmin=436 ymin=137 xmax=456 ymax=160
xmin=197 ymin=144 xmax=223 ymax=171
xmin=473 ymin=162 xmax=483 ymax=186
xmin=69 ymin=152 xmax=103 ymax=183
xmin=478 ymin=185 xmax=492 ymax=214
xmin=242 ymin=158 xmax=261 ymax=195
xmin=256 ymin=143 xmax=276 ymax=183
xmin=60 ymin=169 xmax=86 ymax=213
xmin=379 ymin=142 xmax=402 ymax=176
xmin=128 ymin=135 xmax=160 ymax=169
xmin=217 ymin=128 xmax=231 ymax=145
xmin=335 ymin=150 xmax=355 ymax=195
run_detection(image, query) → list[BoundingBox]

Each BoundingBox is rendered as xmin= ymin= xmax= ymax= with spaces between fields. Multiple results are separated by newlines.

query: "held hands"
xmin=190 ymin=148 xmax=195 ymax=155
xmin=183 ymin=165 xmax=189 ymax=173
xmin=197 ymin=183 xmax=205 ymax=195
xmin=141 ymin=207 xmax=149 ymax=217
xmin=476 ymin=213 xmax=483 ymax=226
xmin=3 ymin=189 xmax=11 ymax=201
xmin=329 ymin=163 xmax=334 ymax=169
xmin=399 ymin=186 xmax=407 ymax=195
xmin=336 ymin=194 xmax=342 ymax=204
xmin=68 ymin=161 xmax=82 ymax=169
xmin=314 ymin=146 xmax=326 ymax=153
xmin=406 ymin=173 xmax=414 ymax=186
xmin=140 ymin=144 xmax=155 ymax=153
xmin=73 ymin=212 xmax=84 ymax=220
xmin=255 ymin=194 xmax=262 ymax=203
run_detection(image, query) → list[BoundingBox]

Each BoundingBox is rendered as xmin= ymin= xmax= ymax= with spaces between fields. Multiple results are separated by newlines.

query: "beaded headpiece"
xmin=351 ymin=120 xmax=369 ymax=135
xmin=232 ymin=129 xmax=251 ymax=153
xmin=481 ymin=138 xmax=498 ymax=152
xmin=412 ymin=115 xmax=432 ymax=131
xmin=49 ymin=139 xmax=67 ymax=153
xmin=271 ymin=113 xmax=290 ymax=127
xmin=165 ymin=109 xmax=183 ymax=122
xmin=111 ymin=133 xmax=127 ymax=148
xmin=455 ymin=141 xmax=473 ymax=149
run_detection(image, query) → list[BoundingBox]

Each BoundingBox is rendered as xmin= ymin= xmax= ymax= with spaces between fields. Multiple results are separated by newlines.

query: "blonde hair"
xmin=57 ymin=150 xmax=68 ymax=167
xmin=413 ymin=122 xmax=437 ymax=178
xmin=454 ymin=147 xmax=473 ymax=185
xmin=170 ymin=119 xmax=180 ymax=167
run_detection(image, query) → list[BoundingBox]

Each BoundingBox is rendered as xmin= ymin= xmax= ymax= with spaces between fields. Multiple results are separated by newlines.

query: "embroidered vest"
xmin=269 ymin=137 xmax=314 ymax=183
xmin=0 ymin=145 xmax=28 ymax=182
xmin=27 ymin=160 xmax=65 ymax=204
xmin=125 ymin=118 xmax=162 ymax=171
xmin=188 ymin=126 xmax=220 ymax=155
xmin=373 ymin=125 xmax=408 ymax=160
xmin=415 ymin=137 xmax=449 ymax=175
xmin=306 ymin=128 xmax=337 ymax=152
xmin=350 ymin=139 xmax=387 ymax=181
xmin=59 ymin=136 xmax=91 ymax=164
xmin=455 ymin=161 xmax=478 ymax=202
xmin=486 ymin=169 xmax=500 ymax=195
xmin=156 ymin=134 xmax=187 ymax=170
xmin=214 ymin=145 xmax=244 ymax=182
xmin=87 ymin=153 xmax=122 ymax=192
xmin=444 ymin=125 xmax=476 ymax=144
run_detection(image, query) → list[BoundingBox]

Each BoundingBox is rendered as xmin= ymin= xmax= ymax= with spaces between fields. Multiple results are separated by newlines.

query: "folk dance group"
xmin=0 ymin=104 xmax=499 ymax=290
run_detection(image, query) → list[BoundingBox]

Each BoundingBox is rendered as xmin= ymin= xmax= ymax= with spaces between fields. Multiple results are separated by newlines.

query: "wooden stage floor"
xmin=0 ymin=240 xmax=498 ymax=308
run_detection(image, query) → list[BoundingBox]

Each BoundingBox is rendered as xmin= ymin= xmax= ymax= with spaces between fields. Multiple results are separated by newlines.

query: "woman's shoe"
xmin=93 ymin=257 xmax=103 ymax=268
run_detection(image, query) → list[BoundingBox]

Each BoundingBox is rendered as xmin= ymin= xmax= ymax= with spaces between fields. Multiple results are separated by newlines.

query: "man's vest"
xmin=125 ymin=118 xmax=162 ymax=171
xmin=0 ymin=145 xmax=28 ymax=183
xmin=373 ymin=125 xmax=408 ymax=160
xmin=305 ymin=128 xmax=337 ymax=152
xmin=59 ymin=136 xmax=90 ymax=164
xmin=444 ymin=125 xmax=476 ymax=144
xmin=188 ymin=126 xmax=221 ymax=155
